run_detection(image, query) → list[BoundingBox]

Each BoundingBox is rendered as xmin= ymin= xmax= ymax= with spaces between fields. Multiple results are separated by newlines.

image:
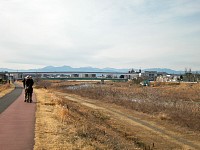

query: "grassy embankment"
xmin=34 ymin=80 xmax=200 ymax=149
xmin=50 ymin=80 xmax=200 ymax=132
xmin=0 ymin=83 xmax=15 ymax=98
xmin=34 ymin=83 xmax=142 ymax=150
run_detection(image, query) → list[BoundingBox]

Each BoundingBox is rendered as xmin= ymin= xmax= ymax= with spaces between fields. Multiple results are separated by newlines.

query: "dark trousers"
xmin=25 ymin=87 xmax=33 ymax=102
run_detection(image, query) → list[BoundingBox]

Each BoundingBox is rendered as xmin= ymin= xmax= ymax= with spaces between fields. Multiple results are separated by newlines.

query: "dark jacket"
xmin=26 ymin=78 xmax=34 ymax=93
xmin=22 ymin=78 xmax=26 ymax=88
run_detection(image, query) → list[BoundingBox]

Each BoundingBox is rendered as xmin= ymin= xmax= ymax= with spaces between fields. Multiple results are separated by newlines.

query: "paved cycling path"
xmin=0 ymin=83 xmax=36 ymax=150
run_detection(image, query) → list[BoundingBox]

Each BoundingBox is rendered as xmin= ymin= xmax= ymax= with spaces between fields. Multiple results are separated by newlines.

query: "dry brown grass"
xmin=47 ymin=81 xmax=200 ymax=131
xmin=0 ymin=83 xmax=15 ymax=98
xmin=34 ymin=87 xmax=141 ymax=150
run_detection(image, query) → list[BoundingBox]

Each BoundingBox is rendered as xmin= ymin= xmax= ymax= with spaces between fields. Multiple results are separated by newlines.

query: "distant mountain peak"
xmin=0 ymin=66 xmax=197 ymax=74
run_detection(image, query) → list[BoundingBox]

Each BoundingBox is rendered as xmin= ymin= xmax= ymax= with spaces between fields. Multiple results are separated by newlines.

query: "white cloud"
xmin=0 ymin=0 xmax=200 ymax=70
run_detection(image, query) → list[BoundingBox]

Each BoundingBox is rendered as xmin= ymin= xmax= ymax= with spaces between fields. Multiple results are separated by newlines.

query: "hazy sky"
xmin=0 ymin=0 xmax=200 ymax=70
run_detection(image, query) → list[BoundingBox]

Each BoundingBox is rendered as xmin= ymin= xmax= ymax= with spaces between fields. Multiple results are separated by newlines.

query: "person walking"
xmin=22 ymin=77 xmax=27 ymax=89
xmin=23 ymin=76 xmax=29 ymax=101
xmin=25 ymin=76 xmax=34 ymax=103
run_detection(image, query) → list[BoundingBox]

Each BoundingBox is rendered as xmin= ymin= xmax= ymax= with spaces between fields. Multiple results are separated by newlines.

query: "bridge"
xmin=6 ymin=71 xmax=139 ymax=82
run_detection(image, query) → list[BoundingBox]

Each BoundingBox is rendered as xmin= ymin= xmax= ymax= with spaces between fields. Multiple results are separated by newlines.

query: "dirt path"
xmin=56 ymin=92 xmax=200 ymax=150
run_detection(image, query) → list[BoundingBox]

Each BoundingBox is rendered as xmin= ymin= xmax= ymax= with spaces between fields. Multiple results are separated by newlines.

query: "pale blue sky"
xmin=0 ymin=0 xmax=200 ymax=70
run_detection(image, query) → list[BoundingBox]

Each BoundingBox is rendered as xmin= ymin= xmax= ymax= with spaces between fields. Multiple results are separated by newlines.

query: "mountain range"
xmin=0 ymin=65 xmax=197 ymax=74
